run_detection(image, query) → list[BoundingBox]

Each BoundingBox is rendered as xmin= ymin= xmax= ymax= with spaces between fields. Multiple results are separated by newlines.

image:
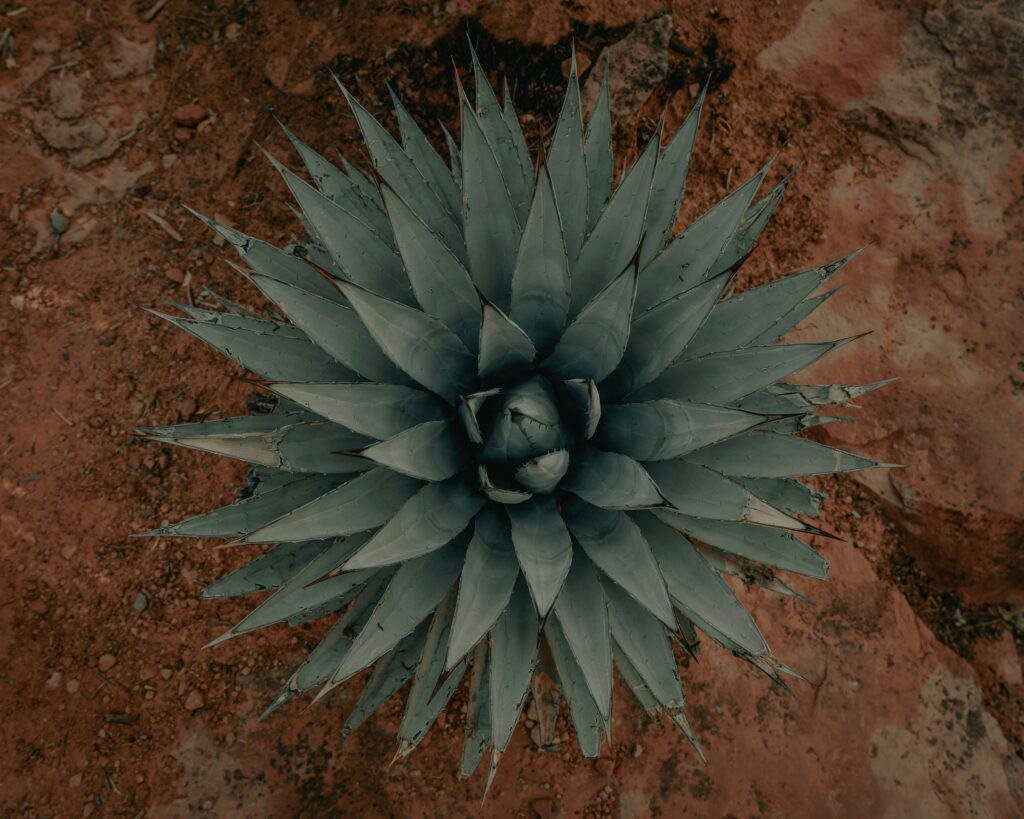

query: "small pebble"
xmin=160 ymin=668 xmax=173 ymax=680
xmin=172 ymin=102 xmax=207 ymax=127
xmin=164 ymin=267 xmax=184 ymax=284
xmin=68 ymin=774 xmax=82 ymax=788
xmin=50 ymin=209 xmax=70 ymax=235
xmin=98 ymin=654 xmax=116 ymax=673
xmin=133 ymin=592 xmax=148 ymax=612
xmin=46 ymin=671 xmax=63 ymax=690
xmin=65 ymin=679 xmax=80 ymax=694
xmin=224 ymin=22 xmax=242 ymax=40
xmin=184 ymin=690 xmax=204 ymax=711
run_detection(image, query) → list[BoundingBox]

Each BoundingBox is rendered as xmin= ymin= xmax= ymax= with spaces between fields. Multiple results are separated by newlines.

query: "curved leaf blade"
xmin=477 ymin=301 xmax=537 ymax=380
xmin=595 ymin=399 xmax=768 ymax=461
xmin=336 ymin=280 xmax=477 ymax=404
xmin=563 ymin=446 xmax=663 ymax=510
xmin=510 ymin=167 xmax=571 ymax=350
xmin=240 ymin=468 xmax=422 ymax=544
xmin=564 ymin=498 xmax=675 ymax=627
xmin=507 ymin=496 xmax=573 ymax=616
xmin=488 ymin=576 xmax=539 ymax=753
xmin=272 ymin=382 xmax=448 ymax=441
xmin=357 ymin=420 xmax=465 ymax=481
xmin=446 ymin=507 xmax=520 ymax=670
xmin=343 ymin=478 xmax=484 ymax=570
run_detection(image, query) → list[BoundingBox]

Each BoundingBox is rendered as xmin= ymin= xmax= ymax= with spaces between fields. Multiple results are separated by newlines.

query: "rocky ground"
xmin=0 ymin=0 xmax=1021 ymax=816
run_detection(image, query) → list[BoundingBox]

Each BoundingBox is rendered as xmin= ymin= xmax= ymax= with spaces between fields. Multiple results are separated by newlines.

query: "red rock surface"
xmin=1 ymin=1 xmax=1020 ymax=816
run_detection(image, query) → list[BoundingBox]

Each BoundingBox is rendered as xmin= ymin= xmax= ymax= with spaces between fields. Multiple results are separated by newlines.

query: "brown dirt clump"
xmin=1 ymin=1 xmax=1020 ymax=816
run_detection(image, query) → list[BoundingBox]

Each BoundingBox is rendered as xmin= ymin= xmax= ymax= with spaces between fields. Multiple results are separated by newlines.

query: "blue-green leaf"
xmin=552 ymin=552 xmax=612 ymax=719
xmin=271 ymin=382 xmax=448 ymax=441
xmin=336 ymin=280 xmax=477 ymax=404
xmin=489 ymin=576 xmax=538 ymax=753
xmin=639 ymin=88 xmax=704 ymax=267
xmin=381 ymin=184 xmax=481 ymax=352
xmin=583 ymin=58 xmax=612 ymax=234
xmin=510 ymin=167 xmax=571 ymax=350
xmin=447 ymin=508 xmax=519 ymax=670
xmin=595 ymin=399 xmax=767 ymax=461
xmin=249 ymin=275 xmax=412 ymax=385
xmin=545 ymin=618 xmax=603 ymax=757
xmin=564 ymin=498 xmax=674 ymax=627
xmin=514 ymin=450 xmax=570 ymax=494
xmin=571 ymin=127 xmax=659 ymax=315
xmin=343 ymin=478 xmax=483 ymax=570
xmin=477 ymin=301 xmax=537 ymax=380
xmin=462 ymin=99 xmax=522 ymax=311
xmin=636 ymin=163 xmax=769 ymax=314
xmin=543 ymin=263 xmax=637 ymax=383
xmin=563 ymin=446 xmax=663 ymax=510
xmin=686 ymin=431 xmax=886 ymax=478
xmin=357 ymin=420 xmax=466 ymax=481
xmin=547 ymin=50 xmax=588 ymax=263
xmin=507 ymin=496 xmax=573 ymax=615
xmin=239 ymin=468 xmax=422 ymax=544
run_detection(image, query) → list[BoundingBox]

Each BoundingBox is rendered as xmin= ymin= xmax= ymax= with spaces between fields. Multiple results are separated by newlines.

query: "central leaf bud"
xmin=459 ymin=373 xmax=598 ymax=503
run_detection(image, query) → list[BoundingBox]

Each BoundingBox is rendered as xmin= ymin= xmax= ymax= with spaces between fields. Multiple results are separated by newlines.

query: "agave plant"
xmin=139 ymin=46 xmax=890 ymax=779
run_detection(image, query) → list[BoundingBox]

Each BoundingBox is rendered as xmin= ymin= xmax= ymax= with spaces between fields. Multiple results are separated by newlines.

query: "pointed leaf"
xmin=266 ymin=153 xmax=416 ymax=305
xmin=631 ymin=342 xmax=841 ymax=404
xmin=343 ymin=478 xmax=484 ymax=570
xmin=460 ymin=642 xmax=491 ymax=778
xmin=462 ymin=99 xmax=521 ymax=311
xmin=381 ymin=184 xmax=481 ymax=351
xmin=187 ymin=209 xmax=342 ymax=303
xmin=507 ymin=496 xmax=573 ymax=615
xmin=325 ymin=539 xmax=465 ymax=688
xmin=653 ymin=508 xmax=828 ymax=578
xmin=336 ymin=280 xmax=476 ymax=404
xmin=547 ymin=53 xmax=588 ymax=262
xmin=158 ymin=313 xmax=353 ymax=383
xmin=604 ymin=272 xmax=731 ymax=398
xmin=143 ymin=419 xmax=370 ymax=474
xmin=240 ymin=468 xmax=422 ymax=544
xmin=635 ymin=513 xmax=767 ymax=655
xmin=559 ymin=378 xmax=601 ymax=439
xmin=250 ymin=275 xmax=412 ymax=385
xmin=477 ymin=301 xmax=537 ymax=379
xmin=272 ymin=382 xmax=448 ymax=441
xmin=502 ymin=81 xmax=533 ymax=198
xmin=552 ymin=552 xmax=612 ymax=719
xmin=734 ymin=476 xmax=825 ymax=516
xmin=636 ymin=165 xmax=768 ymax=314
xmin=563 ymin=446 xmax=663 ymax=510
xmin=687 ymin=431 xmax=883 ymax=478
xmin=595 ymin=399 xmax=768 ymax=461
xmin=613 ymin=642 xmax=659 ymax=715
xmin=154 ymin=473 xmax=346 ymax=539
xmin=510 ymin=167 xmax=571 ymax=350
xmin=202 ymin=539 xmax=328 ymax=598
xmin=583 ymin=59 xmax=612 ymax=234
xmin=207 ymin=535 xmax=373 ymax=645
xmin=514 ymin=450 xmax=570 ymax=494
xmin=570 ymin=127 xmax=659 ymax=315
xmin=358 ymin=420 xmax=466 ymax=481
xmin=341 ymin=626 xmax=426 ymax=738
xmin=543 ymin=263 xmax=637 ymax=382
xmin=488 ymin=576 xmax=538 ymax=752
xmin=340 ymin=84 xmax=466 ymax=263
xmin=545 ymin=619 xmax=603 ymax=757
xmin=276 ymin=122 xmax=391 ymax=236
xmin=639 ymin=89 xmax=704 ymax=267
xmin=469 ymin=43 xmax=532 ymax=224
xmin=685 ymin=252 xmax=860 ymax=358
xmin=602 ymin=577 xmax=684 ymax=708
xmin=563 ymin=498 xmax=674 ymax=627
xmin=711 ymin=166 xmax=795 ymax=277
xmin=447 ymin=507 xmax=520 ymax=669
xmin=398 ymin=590 xmax=468 ymax=751
xmin=388 ymin=86 xmax=462 ymax=217
xmin=646 ymin=459 xmax=809 ymax=530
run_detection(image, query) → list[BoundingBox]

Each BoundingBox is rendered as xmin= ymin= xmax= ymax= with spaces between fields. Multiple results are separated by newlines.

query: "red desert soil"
xmin=1 ymin=1 xmax=1021 ymax=816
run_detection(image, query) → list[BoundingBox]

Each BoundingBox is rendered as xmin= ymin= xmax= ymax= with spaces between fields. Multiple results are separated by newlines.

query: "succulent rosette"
xmin=138 ymin=46 xmax=890 ymax=780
